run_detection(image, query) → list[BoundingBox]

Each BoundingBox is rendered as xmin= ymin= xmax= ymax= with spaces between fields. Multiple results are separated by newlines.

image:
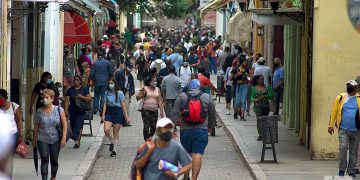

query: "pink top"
xmin=143 ymin=86 xmax=160 ymax=111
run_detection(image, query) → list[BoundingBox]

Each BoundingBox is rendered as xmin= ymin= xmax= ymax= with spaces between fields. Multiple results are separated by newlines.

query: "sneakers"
xmin=109 ymin=143 xmax=114 ymax=152
xmin=356 ymin=169 xmax=360 ymax=174
xmin=241 ymin=117 xmax=246 ymax=121
xmin=246 ymin=110 xmax=250 ymax=116
xmin=234 ymin=113 xmax=238 ymax=119
xmin=349 ymin=173 xmax=357 ymax=178
xmin=225 ymin=111 xmax=231 ymax=115
xmin=110 ymin=150 xmax=116 ymax=157
xmin=257 ymin=136 xmax=262 ymax=141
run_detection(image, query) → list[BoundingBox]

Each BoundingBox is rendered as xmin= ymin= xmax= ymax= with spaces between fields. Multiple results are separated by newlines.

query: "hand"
xmin=29 ymin=107 xmax=33 ymax=115
xmin=146 ymin=140 xmax=155 ymax=152
xmin=76 ymin=94 xmax=83 ymax=99
xmin=173 ymin=131 xmax=178 ymax=140
xmin=328 ymin=127 xmax=334 ymax=135
xmin=101 ymin=116 xmax=105 ymax=122
xmin=61 ymin=139 xmax=66 ymax=148
xmin=160 ymin=112 xmax=164 ymax=118
xmin=164 ymin=170 xmax=177 ymax=179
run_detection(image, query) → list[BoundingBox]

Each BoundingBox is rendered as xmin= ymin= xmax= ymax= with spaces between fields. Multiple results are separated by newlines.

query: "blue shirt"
xmin=106 ymin=90 xmax=125 ymax=107
xmin=161 ymin=53 xmax=167 ymax=61
xmin=90 ymin=58 xmax=113 ymax=87
xmin=273 ymin=66 xmax=284 ymax=87
xmin=340 ymin=96 xmax=358 ymax=131
xmin=169 ymin=53 xmax=183 ymax=70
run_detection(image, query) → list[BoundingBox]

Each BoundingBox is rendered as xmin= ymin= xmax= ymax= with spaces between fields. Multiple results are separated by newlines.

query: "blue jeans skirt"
xmin=105 ymin=106 xmax=125 ymax=125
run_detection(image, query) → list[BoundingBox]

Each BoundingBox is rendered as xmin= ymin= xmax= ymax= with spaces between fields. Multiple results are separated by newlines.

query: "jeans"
xmin=235 ymin=83 xmax=249 ymax=110
xmin=209 ymin=57 xmax=217 ymax=74
xmin=274 ymin=88 xmax=283 ymax=114
xmin=246 ymin=84 xmax=252 ymax=112
xmin=93 ymin=85 xmax=107 ymax=113
xmin=164 ymin=99 xmax=176 ymax=119
xmin=69 ymin=111 xmax=85 ymax=141
xmin=254 ymin=104 xmax=270 ymax=136
xmin=37 ymin=141 xmax=60 ymax=180
xmin=338 ymin=130 xmax=360 ymax=174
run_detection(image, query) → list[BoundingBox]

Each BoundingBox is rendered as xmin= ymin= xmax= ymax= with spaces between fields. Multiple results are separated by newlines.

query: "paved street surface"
xmin=89 ymin=90 xmax=253 ymax=180
xmin=208 ymin=76 xmax=339 ymax=180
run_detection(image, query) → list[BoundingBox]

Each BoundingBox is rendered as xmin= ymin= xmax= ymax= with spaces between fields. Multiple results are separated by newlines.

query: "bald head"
xmin=274 ymin=58 xmax=282 ymax=67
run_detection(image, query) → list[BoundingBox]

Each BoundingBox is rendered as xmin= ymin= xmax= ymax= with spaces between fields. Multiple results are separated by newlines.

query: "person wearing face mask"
xmin=101 ymin=78 xmax=130 ymax=157
xmin=328 ymin=80 xmax=360 ymax=177
xmin=114 ymin=62 xmax=135 ymax=126
xmin=178 ymin=61 xmax=193 ymax=91
xmin=29 ymin=72 xmax=60 ymax=115
xmin=136 ymin=76 xmax=164 ymax=141
xmin=135 ymin=50 xmax=149 ymax=89
xmin=63 ymin=45 xmax=80 ymax=95
xmin=65 ymin=75 xmax=92 ymax=148
xmin=135 ymin=118 xmax=192 ymax=180
xmin=272 ymin=58 xmax=284 ymax=116
xmin=33 ymin=89 xmax=68 ymax=180
xmin=0 ymin=114 xmax=16 ymax=180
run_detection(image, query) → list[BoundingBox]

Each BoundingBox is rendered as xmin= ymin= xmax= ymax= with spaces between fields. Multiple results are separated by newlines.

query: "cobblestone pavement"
xmin=89 ymin=95 xmax=253 ymax=180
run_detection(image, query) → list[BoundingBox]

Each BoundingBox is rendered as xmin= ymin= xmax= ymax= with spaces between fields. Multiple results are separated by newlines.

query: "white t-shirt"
xmin=224 ymin=67 xmax=233 ymax=86
xmin=4 ymin=102 xmax=19 ymax=134
xmin=254 ymin=65 xmax=272 ymax=85
xmin=177 ymin=66 xmax=193 ymax=88
xmin=184 ymin=42 xmax=193 ymax=52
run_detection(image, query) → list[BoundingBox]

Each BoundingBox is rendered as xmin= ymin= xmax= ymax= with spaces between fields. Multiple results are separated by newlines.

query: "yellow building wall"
xmin=311 ymin=0 xmax=360 ymax=159
xmin=0 ymin=0 xmax=9 ymax=90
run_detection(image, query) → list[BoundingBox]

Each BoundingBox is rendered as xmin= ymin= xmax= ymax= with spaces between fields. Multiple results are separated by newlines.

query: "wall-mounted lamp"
xmin=268 ymin=0 xmax=280 ymax=11
xmin=237 ymin=0 xmax=247 ymax=12
xmin=257 ymin=25 xmax=264 ymax=36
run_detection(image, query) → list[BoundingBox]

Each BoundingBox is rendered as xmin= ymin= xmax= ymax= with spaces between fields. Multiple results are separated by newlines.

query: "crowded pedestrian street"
xmin=1 ymin=0 xmax=360 ymax=180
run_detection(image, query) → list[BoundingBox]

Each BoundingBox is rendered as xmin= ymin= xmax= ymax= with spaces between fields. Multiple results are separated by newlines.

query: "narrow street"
xmin=89 ymin=90 xmax=253 ymax=180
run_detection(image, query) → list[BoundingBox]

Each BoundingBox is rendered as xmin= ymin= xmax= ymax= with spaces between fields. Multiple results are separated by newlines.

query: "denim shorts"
xmin=180 ymin=128 xmax=208 ymax=155
xmin=105 ymin=106 xmax=125 ymax=125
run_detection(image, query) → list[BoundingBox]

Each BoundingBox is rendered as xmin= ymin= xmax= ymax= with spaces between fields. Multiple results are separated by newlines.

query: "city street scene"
xmin=0 ymin=0 xmax=360 ymax=179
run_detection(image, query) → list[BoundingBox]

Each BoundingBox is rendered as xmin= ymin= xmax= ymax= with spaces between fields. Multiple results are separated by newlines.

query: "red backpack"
xmin=181 ymin=92 xmax=206 ymax=124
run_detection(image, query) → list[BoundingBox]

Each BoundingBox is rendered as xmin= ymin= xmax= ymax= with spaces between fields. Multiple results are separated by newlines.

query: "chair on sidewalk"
xmin=258 ymin=115 xmax=279 ymax=163
xmin=82 ymin=110 xmax=93 ymax=136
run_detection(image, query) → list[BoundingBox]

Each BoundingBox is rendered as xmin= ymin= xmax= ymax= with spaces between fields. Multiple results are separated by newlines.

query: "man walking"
xmin=254 ymin=57 xmax=272 ymax=85
xmin=272 ymin=58 xmax=284 ymax=115
xmin=114 ymin=62 xmax=135 ymax=126
xmin=90 ymin=49 xmax=113 ymax=115
xmin=169 ymin=47 xmax=183 ymax=70
xmin=328 ymin=80 xmax=360 ymax=177
xmin=171 ymin=79 xmax=216 ymax=180
xmin=161 ymin=66 xmax=182 ymax=118
xmin=177 ymin=62 xmax=193 ymax=91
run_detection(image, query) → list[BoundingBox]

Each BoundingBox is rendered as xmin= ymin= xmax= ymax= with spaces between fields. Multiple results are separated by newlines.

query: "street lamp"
xmin=237 ymin=0 xmax=246 ymax=12
xmin=268 ymin=0 xmax=280 ymax=11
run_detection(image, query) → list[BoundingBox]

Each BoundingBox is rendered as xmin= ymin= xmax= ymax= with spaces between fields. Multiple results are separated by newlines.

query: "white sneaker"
xmin=225 ymin=111 xmax=231 ymax=115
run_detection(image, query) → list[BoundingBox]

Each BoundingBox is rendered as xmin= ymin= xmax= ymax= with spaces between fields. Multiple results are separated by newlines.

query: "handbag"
xmin=56 ymin=106 xmax=73 ymax=142
xmin=16 ymin=142 xmax=29 ymax=158
xmin=134 ymin=99 xmax=144 ymax=111
xmin=75 ymin=97 xmax=92 ymax=112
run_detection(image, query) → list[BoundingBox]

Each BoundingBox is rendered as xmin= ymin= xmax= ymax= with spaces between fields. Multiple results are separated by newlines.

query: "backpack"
xmin=181 ymin=92 xmax=206 ymax=124
xmin=130 ymin=142 xmax=149 ymax=180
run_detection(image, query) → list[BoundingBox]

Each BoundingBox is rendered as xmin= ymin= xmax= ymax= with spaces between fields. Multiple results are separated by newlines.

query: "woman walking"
xmin=251 ymin=75 xmax=274 ymax=141
xmin=65 ymin=75 xmax=92 ymax=148
xmin=101 ymin=78 xmax=130 ymax=157
xmin=230 ymin=56 xmax=251 ymax=120
xmin=136 ymin=76 xmax=164 ymax=141
xmin=33 ymin=89 xmax=67 ymax=180
xmin=135 ymin=50 xmax=149 ymax=89
xmin=0 ymin=89 xmax=23 ymax=178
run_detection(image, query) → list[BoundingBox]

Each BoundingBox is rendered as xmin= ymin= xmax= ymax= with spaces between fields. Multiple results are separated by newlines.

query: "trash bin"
xmin=259 ymin=115 xmax=279 ymax=144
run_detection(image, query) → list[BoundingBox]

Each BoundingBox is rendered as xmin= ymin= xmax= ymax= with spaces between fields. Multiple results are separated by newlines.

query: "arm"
xmin=74 ymin=57 xmax=80 ymax=75
xmin=64 ymin=96 xmax=70 ymax=117
xmin=29 ymin=92 xmax=37 ymax=115
xmin=158 ymin=88 xmax=164 ymax=117
xmin=101 ymin=99 xmax=107 ymax=121
xmin=251 ymin=86 xmax=257 ymax=102
xmin=79 ymin=93 xmax=92 ymax=102
xmin=60 ymin=109 xmax=67 ymax=147
xmin=329 ymin=96 xmax=341 ymax=129
xmin=266 ymin=85 xmax=275 ymax=99
xmin=135 ymin=142 xmax=155 ymax=169
xmin=15 ymin=106 xmax=23 ymax=143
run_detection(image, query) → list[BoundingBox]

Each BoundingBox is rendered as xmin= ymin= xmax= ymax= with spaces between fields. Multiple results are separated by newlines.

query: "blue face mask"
xmin=47 ymin=80 xmax=53 ymax=85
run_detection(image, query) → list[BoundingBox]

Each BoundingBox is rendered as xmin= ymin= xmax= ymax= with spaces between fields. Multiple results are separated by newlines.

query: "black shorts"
xmin=225 ymin=85 xmax=233 ymax=103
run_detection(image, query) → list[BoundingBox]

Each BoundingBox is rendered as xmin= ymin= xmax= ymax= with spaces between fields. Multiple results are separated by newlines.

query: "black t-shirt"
xmin=66 ymin=86 xmax=90 ymax=113
xmin=231 ymin=67 xmax=249 ymax=84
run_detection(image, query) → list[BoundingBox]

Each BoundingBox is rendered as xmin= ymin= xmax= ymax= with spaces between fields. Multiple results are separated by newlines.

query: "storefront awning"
xmin=250 ymin=8 xmax=303 ymax=25
xmin=80 ymin=0 xmax=104 ymax=15
xmin=200 ymin=0 xmax=230 ymax=18
xmin=227 ymin=10 xmax=252 ymax=44
xmin=64 ymin=11 xmax=92 ymax=45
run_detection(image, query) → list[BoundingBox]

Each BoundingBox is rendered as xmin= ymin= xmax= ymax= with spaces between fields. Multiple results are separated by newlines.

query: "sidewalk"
xmin=210 ymin=76 xmax=338 ymax=180
xmin=12 ymin=114 xmax=104 ymax=180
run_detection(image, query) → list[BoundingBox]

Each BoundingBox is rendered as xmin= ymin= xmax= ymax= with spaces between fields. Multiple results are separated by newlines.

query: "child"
xmin=81 ymin=62 xmax=91 ymax=89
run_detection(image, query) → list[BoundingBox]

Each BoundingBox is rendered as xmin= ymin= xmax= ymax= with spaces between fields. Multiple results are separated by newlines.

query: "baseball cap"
xmin=156 ymin=118 xmax=174 ymax=128
xmin=347 ymin=80 xmax=358 ymax=86
xmin=257 ymin=57 xmax=265 ymax=63
xmin=189 ymin=79 xmax=201 ymax=90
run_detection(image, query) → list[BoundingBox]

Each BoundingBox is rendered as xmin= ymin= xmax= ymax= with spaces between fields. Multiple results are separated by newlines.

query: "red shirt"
xmin=198 ymin=74 xmax=212 ymax=88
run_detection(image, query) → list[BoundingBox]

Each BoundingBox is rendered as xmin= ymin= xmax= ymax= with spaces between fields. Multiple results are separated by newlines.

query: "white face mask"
xmin=58 ymin=88 xmax=62 ymax=93
xmin=43 ymin=98 xmax=52 ymax=106
xmin=151 ymin=81 xmax=157 ymax=87
xmin=108 ymin=84 xmax=115 ymax=90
